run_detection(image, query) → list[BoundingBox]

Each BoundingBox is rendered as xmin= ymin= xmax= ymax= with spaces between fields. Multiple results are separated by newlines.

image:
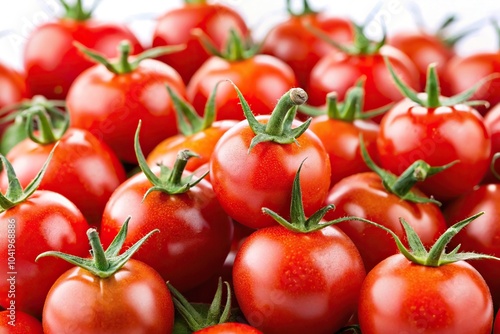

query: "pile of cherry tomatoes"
xmin=1 ymin=0 xmax=500 ymax=333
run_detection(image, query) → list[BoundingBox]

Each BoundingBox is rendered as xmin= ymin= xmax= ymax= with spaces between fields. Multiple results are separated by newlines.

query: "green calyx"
xmin=385 ymin=56 xmax=496 ymax=108
xmin=58 ymin=0 xmax=101 ymax=21
xmin=134 ymin=121 xmax=208 ymax=200
xmin=262 ymin=160 xmax=336 ymax=233
xmin=193 ymin=28 xmax=258 ymax=62
xmin=167 ymin=81 xmax=221 ymax=136
xmin=0 ymin=144 xmax=57 ymax=213
xmin=286 ymin=0 xmax=316 ymax=16
xmin=184 ymin=0 xmax=207 ymax=4
xmin=36 ymin=217 xmax=159 ymax=278
xmin=228 ymin=81 xmax=309 ymax=151
xmin=299 ymin=78 xmax=391 ymax=120
xmin=168 ymin=278 xmax=233 ymax=332
xmin=359 ymin=138 xmax=456 ymax=206
xmin=75 ymin=40 xmax=185 ymax=75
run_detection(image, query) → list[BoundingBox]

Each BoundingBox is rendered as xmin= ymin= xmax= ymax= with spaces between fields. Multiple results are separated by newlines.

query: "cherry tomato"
xmin=483 ymin=102 xmax=500 ymax=183
xmin=0 ymin=128 xmax=126 ymax=226
xmin=494 ymin=310 xmax=500 ymax=334
xmin=66 ymin=43 xmax=187 ymax=164
xmin=358 ymin=254 xmax=494 ymax=334
xmin=261 ymin=0 xmax=353 ymax=88
xmin=0 ymin=190 xmax=89 ymax=318
xmin=0 ymin=310 xmax=43 ymax=333
xmin=233 ymin=224 xmax=365 ymax=334
xmin=23 ymin=2 xmax=143 ymax=100
xmin=0 ymin=62 xmax=27 ymax=136
xmin=196 ymin=322 xmax=263 ymax=334
xmin=152 ymin=0 xmax=249 ymax=84
xmin=324 ymin=171 xmax=447 ymax=271
xmin=443 ymin=183 xmax=500 ymax=310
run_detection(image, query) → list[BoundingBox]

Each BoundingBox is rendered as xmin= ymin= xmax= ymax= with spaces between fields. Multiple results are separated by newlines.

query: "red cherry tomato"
xmin=0 ymin=310 xmax=43 ymax=333
xmin=0 ymin=129 xmax=126 ymax=226
xmin=324 ymin=172 xmax=447 ymax=271
xmin=187 ymin=56 xmax=298 ymax=121
xmin=261 ymin=4 xmax=353 ymax=88
xmin=358 ymin=254 xmax=494 ymax=333
xmin=0 ymin=190 xmax=89 ymax=318
xmin=377 ymin=100 xmax=491 ymax=200
xmin=42 ymin=259 xmax=174 ymax=334
xmin=24 ymin=11 xmax=143 ymax=100
xmin=196 ymin=322 xmax=263 ymax=334
xmin=443 ymin=184 xmax=500 ymax=310
xmin=233 ymin=225 xmax=365 ymax=334
xmin=67 ymin=57 xmax=186 ymax=164
xmin=494 ymin=310 xmax=500 ymax=334
xmin=483 ymin=102 xmax=500 ymax=183
xmin=152 ymin=0 xmax=249 ymax=84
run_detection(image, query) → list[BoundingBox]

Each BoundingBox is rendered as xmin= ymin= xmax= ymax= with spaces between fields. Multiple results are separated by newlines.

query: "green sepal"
xmin=359 ymin=137 xmax=456 ymax=206
xmin=286 ymin=0 xmax=316 ymax=16
xmin=134 ymin=121 xmax=208 ymax=200
xmin=58 ymin=0 xmax=101 ymax=21
xmin=262 ymin=159 xmax=336 ymax=233
xmin=384 ymin=56 xmax=498 ymax=108
xmin=192 ymin=28 xmax=258 ymax=62
xmin=0 ymin=143 xmax=58 ymax=213
xmin=36 ymin=217 xmax=160 ymax=278
xmin=168 ymin=278 xmax=234 ymax=332
xmin=0 ymin=116 xmax=27 ymax=155
xmin=167 ymin=80 xmax=221 ymax=136
xmin=227 ymin=80 xmax=310 ymax=151
xmin=75 ymin=40 xmax=185 ymax=75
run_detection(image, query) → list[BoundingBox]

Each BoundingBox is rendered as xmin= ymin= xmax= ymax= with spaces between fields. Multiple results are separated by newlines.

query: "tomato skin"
xmin=358 ymin=255 xmax=494 ymax=334
xmin=186 ymin=56 xmax=298 ymax=121
xmin=0 ymin=62 xmax=28 ymax=137
xmin=0 ymin=310 xmax=43 ymax=333
xmin=494 ymin=310 xmax=500 ymax=334
xmin=42 ymin=259 xmax=174 ymax=334
xmin=483 ymin=103 xmax=500 ymax=183
xmin=307 ymin=45 xmax=420 ymax=114
xmin=261 ymin=13 xmax=353 ymax=88
xmin=147 ymin=120 xmax=238 ymax=171
xmin=210 ymin=116 xmax=331 ymax=229
xmin=100 ymin=168 xmax=233 ymax=292
xmin=152 ymin=2 xmax=249 ymax=84
xmin=66 ymin=59 xmax=186 ymax=163
xmin=441 ymin=52 xmax=500 ymax=115
xmin=377 ymin=100 xmax=491 ymax=201
xmin=0 ymin=191 xmax=89 ymax=318
xmin=442 ymin=184 xmax=500 ymax=310
xmin=233 ymin=225 xmax=365 ymax=334
xmin=24 ymin=19 xmax=143 ymax=100
xmin=0 ymin=129 xmax=126 ymax=226
xmin=388 ymin=32 xmax=454 ymax=88
xmin=324 ymin=172 xmax=447 ymax=272
xmin=195 ymin=322 xmax=263 ymax=334
xmin=308 ymin=116 xmax=380 ymax=187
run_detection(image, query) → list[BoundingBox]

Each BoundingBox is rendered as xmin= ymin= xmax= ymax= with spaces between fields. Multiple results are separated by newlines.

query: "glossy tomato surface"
xmin=233 ymin=225 xmax=365 ymax=334
xmin=0 ymin=62 xmax=28 ymax=136
xmin=100 ymin=168 xmax=233 ymax=292
xmin=24 ymin=18 xmax=143 ymax=99
xmin=324 ymin=172 xmax=447 ymax=271
xmin=210 ymin=116 xmax=331 ymax=229
xmin=42 ymin=260 xmax=174 ymax=334
xmin=195 ymin=322 xmax=263 ymax=334
xmin=152 ymin=2 xmax=249 ymax=84
xmin=377 ymin=100 xmax=491 ymax=201
xmin=0 ymin=129 xmax=126 ymax=226
xmin=483 ymin=102 xmax=500 ymax=183
xmin=186 ymin=56 xmax=297 ymax=121
xmin=67 ymin=59 xmax=186 ymax=163
xmin=0 ymin=191 xmax=89 ymax=318
xmin=0 ymin=310 xmax=43 ymax=333
xmin=358 ymin=255 xmax=494 ymax=334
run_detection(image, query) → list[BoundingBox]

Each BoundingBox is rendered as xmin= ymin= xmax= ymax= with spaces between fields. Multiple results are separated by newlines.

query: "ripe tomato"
xmin=23 ymin=1 xmax=143 ymax=100
xmin=196 ymin=323 xmax=263 ymax=333
xmin=233 ymin=224 xmax=365 ymax=334
xmin=66 ymin=42 xmax=186 ymax=163
xmin=358 ymin=254 xmax=494 ymax=333
xmin=443 ymin=184 xmax=500 ymax=310
xmin=210 ymin=87 xmax=331 ymax=229
xmin=260 ymin=0 xmax=353 ymax=88
xmin=483 ymin=102 xmax=500 ymax=183
xmin=100 ymin=126 xmax=233 ymax=292
xmin=0 ymin=310 xmax=43 ymax=333
xmin=495 ymin=311 xmax=500 ymax=334
xmin=0 ymin=127 xmax=126 ymax=227
xmin=0 ymin=62 xmax=27 ymax=136
xmin=152 ymin=0 xmax=249 ymax=84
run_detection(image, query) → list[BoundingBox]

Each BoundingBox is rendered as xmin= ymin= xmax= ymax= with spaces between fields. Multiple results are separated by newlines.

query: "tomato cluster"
xmin=1 ymin=1 xmax=500 ymax=333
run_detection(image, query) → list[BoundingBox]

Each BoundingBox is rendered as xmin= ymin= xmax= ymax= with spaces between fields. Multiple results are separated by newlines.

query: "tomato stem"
xmin=185 ymin=0 xmax=206 ymax=4
xmin=87 ymin=228 xmax=109 ymax=271
xmin=117 ymin=41 xmax=133 ymax=73
xmin=286 ymin=0 xmax=316 ymax=16
xmin=425 ymin=64 xmax=441 ymax=108
xmin=265 ymin=88 xmax=308 ymax=135
xmin=58 ymin=0 xmax=100 ymax=21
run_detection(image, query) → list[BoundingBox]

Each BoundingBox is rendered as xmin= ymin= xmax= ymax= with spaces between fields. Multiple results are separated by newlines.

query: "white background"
xmin=0 ymin=0 xmax=499 ymax=71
